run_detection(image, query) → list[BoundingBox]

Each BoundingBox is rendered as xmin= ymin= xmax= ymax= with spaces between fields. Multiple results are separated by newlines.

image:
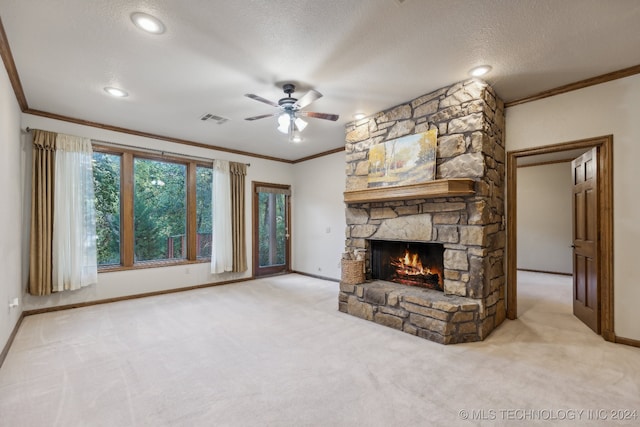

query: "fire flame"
xmin=390 ymin=249 xmax=433 ymax=276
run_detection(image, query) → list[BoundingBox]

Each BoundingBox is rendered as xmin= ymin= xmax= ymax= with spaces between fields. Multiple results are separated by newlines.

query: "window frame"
xmin=93 ymin=143 xmax=212 ymax=272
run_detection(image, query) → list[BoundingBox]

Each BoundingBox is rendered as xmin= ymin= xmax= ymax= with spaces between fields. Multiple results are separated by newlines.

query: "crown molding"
xmin=505 ymin=64 xmax=640 ymax=108
xmin=24 ymin=108 xmax=295 ymax=163
xmin=0 ymin=16 xmax=28 ymax=111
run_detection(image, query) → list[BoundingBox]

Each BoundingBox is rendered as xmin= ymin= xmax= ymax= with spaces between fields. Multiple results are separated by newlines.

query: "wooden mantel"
xmin=343 ymin=178 xmax=475 ymax=204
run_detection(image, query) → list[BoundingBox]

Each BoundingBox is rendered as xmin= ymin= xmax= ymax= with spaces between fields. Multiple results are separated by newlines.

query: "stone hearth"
xmin=339 ymin=79 xmax=506 ymax=344
xmin=341 ymin=280 xmax=481 ymax=344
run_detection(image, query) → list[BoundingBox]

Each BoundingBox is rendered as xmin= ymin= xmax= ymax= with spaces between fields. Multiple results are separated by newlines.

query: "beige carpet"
xmin=1 ymin=272 xmax=638 ymax=426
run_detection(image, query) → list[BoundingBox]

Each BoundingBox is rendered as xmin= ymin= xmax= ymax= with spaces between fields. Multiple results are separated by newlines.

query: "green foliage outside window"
xmin=258 ymin=192 xmax=286 ymax=267
xmin=134 ymin=158 xmax=186 ymax=262
xmin=92 ymin=152 xmax=121 ymax=265
xmin=92 ymin=147 xmax=215 ymax=268
xmin=91 ymin=148 xmax=294 ymax=274
xmin=196 ymin=166 xmax=213 ymax=258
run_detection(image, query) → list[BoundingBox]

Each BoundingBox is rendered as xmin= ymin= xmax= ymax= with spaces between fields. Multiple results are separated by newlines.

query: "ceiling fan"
xmin=244 ymin=83 xmax=339 ymax=142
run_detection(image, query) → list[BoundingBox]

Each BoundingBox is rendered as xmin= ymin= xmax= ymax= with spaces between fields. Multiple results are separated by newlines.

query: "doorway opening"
xmin=506 ymin=135 xmax=614 ymax=341
xmin=252 ymin=182 xmax=291 ymax=277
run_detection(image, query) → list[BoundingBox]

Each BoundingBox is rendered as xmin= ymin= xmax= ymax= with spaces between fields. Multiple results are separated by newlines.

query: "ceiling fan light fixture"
xmin=131 ymin=12 xmax=165 ymax=34
xmin=277 ymin=113 xmax=290 ymax=133
xmin=244 ymin=83 xmax=338 ymax=142
xmin=294 ymin=117 xmax=307 ymax=132
xmin=290 ymin=133 xmax=302 ymax=143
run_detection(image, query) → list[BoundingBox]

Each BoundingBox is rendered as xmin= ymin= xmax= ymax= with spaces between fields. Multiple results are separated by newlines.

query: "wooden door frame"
xmin=251 ymin=181 xmax=292 ymax=277
xmin=506 ymin=135 xmax=614 ymax=341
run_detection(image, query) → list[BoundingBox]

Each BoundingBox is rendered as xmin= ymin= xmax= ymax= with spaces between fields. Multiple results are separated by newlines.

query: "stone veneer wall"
xmin=339 ymin=79 xmax=506 ymax=344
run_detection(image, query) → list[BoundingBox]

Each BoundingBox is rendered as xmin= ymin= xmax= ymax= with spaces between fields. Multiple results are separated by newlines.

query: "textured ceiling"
xmin=2 ymin=0 xmax=640 ymax=161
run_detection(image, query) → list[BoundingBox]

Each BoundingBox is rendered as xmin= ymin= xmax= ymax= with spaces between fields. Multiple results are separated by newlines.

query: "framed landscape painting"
xmin=368 ymin=129 xmax=437 ymax=188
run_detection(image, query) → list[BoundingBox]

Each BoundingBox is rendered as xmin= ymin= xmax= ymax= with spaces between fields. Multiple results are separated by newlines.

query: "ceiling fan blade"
xmin=299 ymin=111 xmax=339 ymax=121
xmin=245 ymin=93 xmax=279 ymax=107
xmin=245 ymin=113 xmax=278 ymax=121
xmin=293 ymin=89 xmax=322 ymax=109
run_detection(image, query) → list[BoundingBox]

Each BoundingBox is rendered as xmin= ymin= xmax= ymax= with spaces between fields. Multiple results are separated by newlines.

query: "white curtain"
xmin=211 ymin=159 xmax=233 ymax=273
xmin=52 ymin=134 xmax=98 ymax=291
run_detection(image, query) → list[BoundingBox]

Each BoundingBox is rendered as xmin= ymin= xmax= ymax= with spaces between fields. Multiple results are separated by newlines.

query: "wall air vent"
xmin=200 ymin=113 xmax=229 ymax=124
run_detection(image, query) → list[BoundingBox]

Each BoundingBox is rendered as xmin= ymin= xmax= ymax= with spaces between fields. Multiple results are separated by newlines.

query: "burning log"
xmin=390 ymin=249 xmax=441 ymax=288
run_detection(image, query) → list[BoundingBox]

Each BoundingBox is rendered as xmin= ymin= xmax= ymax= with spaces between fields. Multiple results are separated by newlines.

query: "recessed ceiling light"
xmin=353 ymin=113 xmax=366 ymax=120
xmin=104 ymin=87 xmax=128 ymax=97
xmin=469 ymin=65 xmax=492 ymax=77
xmin=131 ymin=12 xmax=165 ymax=34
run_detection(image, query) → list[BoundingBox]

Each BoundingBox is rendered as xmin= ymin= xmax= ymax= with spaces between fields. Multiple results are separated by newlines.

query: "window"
xmin=92 ymin=152 xmax=121 ymax=265
xmin=258 ymin=191 xmax=287 ymax=267
xmin=134 ymin=158 xmax=187 ymax=262
xmin=196 ymin=166 xmax=213 ymax=258
xmin=92 ymin=144 xmax=213 ymax=270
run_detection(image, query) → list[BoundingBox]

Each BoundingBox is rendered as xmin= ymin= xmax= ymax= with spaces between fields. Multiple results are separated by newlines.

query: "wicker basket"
xmin=341 ymin=259 xmax=365 ymax=285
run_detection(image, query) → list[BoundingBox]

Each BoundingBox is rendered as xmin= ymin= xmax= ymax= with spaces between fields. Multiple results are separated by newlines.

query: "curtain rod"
xmin=23 ymin=127 xmax=250 ymax=167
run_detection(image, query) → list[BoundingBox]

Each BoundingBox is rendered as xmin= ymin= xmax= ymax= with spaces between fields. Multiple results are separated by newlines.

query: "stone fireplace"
xmin=339 ymin=79 xmax=506 ymax=344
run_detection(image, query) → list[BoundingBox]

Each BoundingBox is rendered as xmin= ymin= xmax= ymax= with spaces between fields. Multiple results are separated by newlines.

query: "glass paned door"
xmin=253 ymin=182 xmax=290 ymax=276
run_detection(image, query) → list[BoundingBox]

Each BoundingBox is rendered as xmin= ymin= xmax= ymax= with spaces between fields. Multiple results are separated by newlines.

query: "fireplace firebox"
xmin=370 ymin=240 xmax=444 ymax=291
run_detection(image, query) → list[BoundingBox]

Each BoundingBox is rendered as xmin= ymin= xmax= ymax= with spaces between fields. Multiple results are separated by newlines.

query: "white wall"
xmin=20 ymin=114 xmax=295 ymax=311
xmin=291 ymin=151 xmax=346 ymax=280
xmin=0 ymin=64 xmax=24 ymax=351
xmin=517 ymin=163 xmax=572 ymax=274
xmin=506 ymin=73 xmax=640 ymax=340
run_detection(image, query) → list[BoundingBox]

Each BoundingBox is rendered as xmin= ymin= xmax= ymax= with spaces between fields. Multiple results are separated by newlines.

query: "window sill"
xmin=98 ymin=258 xmax=211 ymax=273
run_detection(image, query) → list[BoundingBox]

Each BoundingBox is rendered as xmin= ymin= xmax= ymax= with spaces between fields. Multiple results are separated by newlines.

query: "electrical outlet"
xmin=9 ymin=297 xmax=19 ymax=309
